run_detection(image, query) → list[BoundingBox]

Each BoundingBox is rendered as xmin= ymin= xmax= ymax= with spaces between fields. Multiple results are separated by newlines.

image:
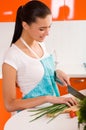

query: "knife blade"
xmin=67 ymin=85 xmax=86 ymax=100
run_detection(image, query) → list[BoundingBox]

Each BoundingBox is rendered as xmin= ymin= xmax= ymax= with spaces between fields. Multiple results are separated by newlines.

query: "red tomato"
xmin=69 ymin=110 xmax=77 ymax=118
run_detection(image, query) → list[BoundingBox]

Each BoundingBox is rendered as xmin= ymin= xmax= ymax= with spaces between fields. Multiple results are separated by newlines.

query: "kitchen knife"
xmin=67 ymin=85 xmax=86 ymax=100
xmin=54 ymin=71 xmax=86 ymax=100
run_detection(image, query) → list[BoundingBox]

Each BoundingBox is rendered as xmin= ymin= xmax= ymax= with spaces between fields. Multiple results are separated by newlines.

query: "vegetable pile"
xmin=78 ymin=98 xmax=86 ymax=123
xmin=27 ymin=97 xmax=85 ymax=123
xmin=77 ymin=98 xmax=86 ymax=130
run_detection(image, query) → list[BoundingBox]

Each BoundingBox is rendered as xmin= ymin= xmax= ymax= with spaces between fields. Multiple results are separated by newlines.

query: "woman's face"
xmin=26 ymin=15 xmax=52 ymax=42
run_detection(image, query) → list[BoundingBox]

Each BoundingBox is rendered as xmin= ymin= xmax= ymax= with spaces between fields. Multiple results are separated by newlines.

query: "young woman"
xmin=2 ymin=0 xmax=77 ymax=112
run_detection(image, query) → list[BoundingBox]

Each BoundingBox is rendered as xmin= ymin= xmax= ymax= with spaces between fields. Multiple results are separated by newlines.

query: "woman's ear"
xmin=22 ymin=21 xmax=29 ymax=30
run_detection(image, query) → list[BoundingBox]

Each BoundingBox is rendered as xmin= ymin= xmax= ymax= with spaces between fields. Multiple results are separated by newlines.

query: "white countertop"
xmin=4 ymin=89 xmax=86 ymax=130
xmin=57 ymin=63 xmax=86 ymax=77
xmin=4 ymin=111 xmax=79 ymax=130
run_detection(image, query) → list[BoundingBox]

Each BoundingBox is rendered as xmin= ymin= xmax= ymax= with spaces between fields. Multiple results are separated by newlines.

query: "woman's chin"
xmin=38 ymin=39 xmax=45 ymax=42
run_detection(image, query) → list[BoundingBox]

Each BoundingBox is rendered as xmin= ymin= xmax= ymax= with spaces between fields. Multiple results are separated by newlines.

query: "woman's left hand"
xmin=56 ymin=69 xmax=70 ymax=86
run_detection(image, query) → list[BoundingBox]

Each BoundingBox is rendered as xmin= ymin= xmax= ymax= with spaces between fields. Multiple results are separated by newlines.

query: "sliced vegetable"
xmin=69 ymin=110 xmax=77 ymax=118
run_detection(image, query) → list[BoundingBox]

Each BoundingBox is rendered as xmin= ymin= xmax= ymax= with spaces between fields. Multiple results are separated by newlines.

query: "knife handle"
xmin=54 ymin=71 xmax=64 ymax=86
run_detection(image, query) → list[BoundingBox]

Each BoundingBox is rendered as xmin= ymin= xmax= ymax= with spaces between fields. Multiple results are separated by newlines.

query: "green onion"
xmin=28 ymin=104 xmax=68 ymax=123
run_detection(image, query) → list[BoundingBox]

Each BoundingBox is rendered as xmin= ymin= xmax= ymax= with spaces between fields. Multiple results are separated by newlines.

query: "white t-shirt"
xmin=3 ymin=42 xmax=49 ymax=96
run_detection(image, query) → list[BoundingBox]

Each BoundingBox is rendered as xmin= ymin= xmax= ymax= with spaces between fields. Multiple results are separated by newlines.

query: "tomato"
xmin=69 ymin=110 xmax=77 ymax=118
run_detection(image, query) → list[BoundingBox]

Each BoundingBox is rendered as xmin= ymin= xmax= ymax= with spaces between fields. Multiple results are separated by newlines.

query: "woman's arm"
xmin=2 ymin=64 xmax=77 ymax=112
xmin=2 ymin=63 xmax=49 ymax=112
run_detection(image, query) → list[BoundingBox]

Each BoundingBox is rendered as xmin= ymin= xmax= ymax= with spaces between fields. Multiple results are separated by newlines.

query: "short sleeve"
xmin=3 ymin=47 xmax=18 ymax=70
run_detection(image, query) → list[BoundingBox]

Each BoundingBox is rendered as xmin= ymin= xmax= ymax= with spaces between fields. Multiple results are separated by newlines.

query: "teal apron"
xmin=23 ymin=55 xmax=60 ymax=99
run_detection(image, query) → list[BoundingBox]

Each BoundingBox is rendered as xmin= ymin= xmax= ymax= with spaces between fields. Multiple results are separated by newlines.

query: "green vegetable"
xmin=78 ymin=98 xmax=86 ymax=123
xmin=28 ymin=104 xmax=68 ymax=123
xmin=78 ymin=98 xmax=86 ymax=130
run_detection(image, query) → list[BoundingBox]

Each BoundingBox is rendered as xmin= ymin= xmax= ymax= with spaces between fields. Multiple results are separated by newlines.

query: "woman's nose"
xmin=45 ymin=28 xmax=50 ymax=36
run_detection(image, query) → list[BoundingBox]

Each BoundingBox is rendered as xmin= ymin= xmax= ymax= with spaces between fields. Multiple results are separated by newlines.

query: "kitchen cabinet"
xmin=58 ymin=77 xmax=86 ymax=95
xmin=70 ymin=77 xmax=86 ymax=90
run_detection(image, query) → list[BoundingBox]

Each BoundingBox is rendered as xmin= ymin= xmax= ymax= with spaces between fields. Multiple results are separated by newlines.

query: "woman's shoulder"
xmin=4 ymin=44 xmax=19 ymax=57
xmin=3 ymin=44 xmax=21 ymax=64
xmin=2 ymin=45 xmax=19 ymax=70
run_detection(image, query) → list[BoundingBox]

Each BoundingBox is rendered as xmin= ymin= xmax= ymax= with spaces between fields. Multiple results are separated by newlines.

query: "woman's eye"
xmin=39 ymin=28 xmax=44 ymax=31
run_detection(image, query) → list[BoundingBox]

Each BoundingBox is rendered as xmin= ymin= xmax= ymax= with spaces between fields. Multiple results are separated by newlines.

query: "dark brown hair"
xmin=11 ymin=0 xmax=51 ymax=44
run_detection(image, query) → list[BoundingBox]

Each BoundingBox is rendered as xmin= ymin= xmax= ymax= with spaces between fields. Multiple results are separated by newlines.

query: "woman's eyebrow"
xmin=39 ymin=24 xmax=52 ymax=28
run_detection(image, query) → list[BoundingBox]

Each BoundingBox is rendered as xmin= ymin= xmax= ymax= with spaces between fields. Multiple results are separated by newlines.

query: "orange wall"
xmin=0 ymin=0 xmax=86 ymax=22
xmin=0 ymin=79 xmax=11 ymax=130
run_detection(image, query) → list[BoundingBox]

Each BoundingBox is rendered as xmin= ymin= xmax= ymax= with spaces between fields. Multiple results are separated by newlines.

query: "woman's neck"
xmin=20 ymin=37 xmax=40 ymax=59
xmin=21 ymin=33 xmax=37 ymax=47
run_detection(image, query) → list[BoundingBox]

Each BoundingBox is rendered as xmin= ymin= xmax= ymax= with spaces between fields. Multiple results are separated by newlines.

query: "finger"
xmin=58 ymin=77 xmax=67 ymax=86
xmin=65 ymin=101 xmax=72 ymax=107
xmin=71 ymin=98 xmax=78 ymax=105
xmin=69 ymin=98 xmax=78 ymax=106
